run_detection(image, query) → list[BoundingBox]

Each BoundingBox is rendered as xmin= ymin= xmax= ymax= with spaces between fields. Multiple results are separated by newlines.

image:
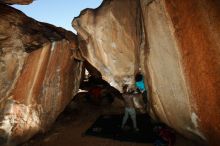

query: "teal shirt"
xmin=135 ymin=79 xmax=146 ymax=92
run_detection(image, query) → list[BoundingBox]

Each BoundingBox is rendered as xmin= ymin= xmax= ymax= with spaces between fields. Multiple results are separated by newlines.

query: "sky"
xmin=12 ymin=0 xmax=103 ymax=33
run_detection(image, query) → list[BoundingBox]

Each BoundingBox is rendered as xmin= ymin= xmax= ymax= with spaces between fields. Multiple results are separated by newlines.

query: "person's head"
xmin=123 ymin=84 xmax=138 ymax=94
xmin=135 ymin=73 xmax=143 ymax=82
xmin=127 ymin=88 xmax=135 ymax=94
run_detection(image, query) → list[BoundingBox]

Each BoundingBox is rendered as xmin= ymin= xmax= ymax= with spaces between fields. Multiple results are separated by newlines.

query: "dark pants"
xmin=142 ymin=91 xmax=148 ymax=104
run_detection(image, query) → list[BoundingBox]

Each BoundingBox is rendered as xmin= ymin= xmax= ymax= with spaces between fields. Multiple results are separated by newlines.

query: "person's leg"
xmin=142 ymin=91 xmax=148 ymax=111
xmin=142 ymin=91 xmax=148 ymax=104
xmin=121 ymin=108 xmax=129 ymax=128
xmin=129 ymin=108 xmax=138 ymax=130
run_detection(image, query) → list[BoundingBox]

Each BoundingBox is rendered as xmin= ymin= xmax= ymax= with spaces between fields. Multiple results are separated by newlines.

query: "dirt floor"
xmin=20 ymin=93 xmax=198 ymax=146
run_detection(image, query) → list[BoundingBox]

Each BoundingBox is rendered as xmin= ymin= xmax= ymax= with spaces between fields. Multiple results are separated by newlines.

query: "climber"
xmin=135 ymin=73 xmax=148 ymax=106
xmin=121 ymin=85 xmax=139 ymax=132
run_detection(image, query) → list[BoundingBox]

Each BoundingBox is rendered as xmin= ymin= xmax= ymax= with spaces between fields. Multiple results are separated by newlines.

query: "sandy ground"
xmin=20 ymin=94 xmax=198 ymax=146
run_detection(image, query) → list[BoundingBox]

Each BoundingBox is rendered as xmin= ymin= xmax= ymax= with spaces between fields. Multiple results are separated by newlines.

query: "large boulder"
xmin=72 ymin=0 xmax=220 ymax=145
xmin=72 ymin=0 xmax=142 ymax=91
xmin=165 ymin=0 xmax=220 ymax=145
xmin=0 ymin=4 xmax=83 ymax=145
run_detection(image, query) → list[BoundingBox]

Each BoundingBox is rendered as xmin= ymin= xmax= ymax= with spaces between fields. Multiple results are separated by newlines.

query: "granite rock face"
xmin=0 ymin=4 xmax=82 ymax=145
xmin=73 ymin=0 xmax=142 ymax=91
xmin=73 ymin=0 xmax=220 ymax=145
xmin=164 ymin=1 xmax=220 ymax=145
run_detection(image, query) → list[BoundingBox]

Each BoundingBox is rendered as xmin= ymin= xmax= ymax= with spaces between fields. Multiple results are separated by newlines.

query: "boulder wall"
xmin=72 ymin=0 xmax=220 ymax=145
xmin=72 ymin=0 xmax=142 ymax=91
xmin=0 ymin=4 xmax=83 ymax=145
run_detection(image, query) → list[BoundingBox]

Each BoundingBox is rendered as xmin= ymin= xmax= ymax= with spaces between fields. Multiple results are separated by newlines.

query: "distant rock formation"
xmin=73 ymin=0 xmax=220 ymax=145
xmin=0 ymin=0 xmax=33 ymax=5
xmin=0 ymin=3 xmax=82 ymax=145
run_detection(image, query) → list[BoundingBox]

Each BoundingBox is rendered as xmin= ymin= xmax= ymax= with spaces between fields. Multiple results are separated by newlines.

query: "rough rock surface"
xmin=72 ymin=0 xmax=220 ymax=145
xmin=0 ymin=0 xmax=33 ymax=5
xmin=0 ymin=4 xmax=82 ymax=145
xmin=163 ymin=1 xmax=220 ymax=145
xmin=73 ymin=0 xmax=142 ymax=91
